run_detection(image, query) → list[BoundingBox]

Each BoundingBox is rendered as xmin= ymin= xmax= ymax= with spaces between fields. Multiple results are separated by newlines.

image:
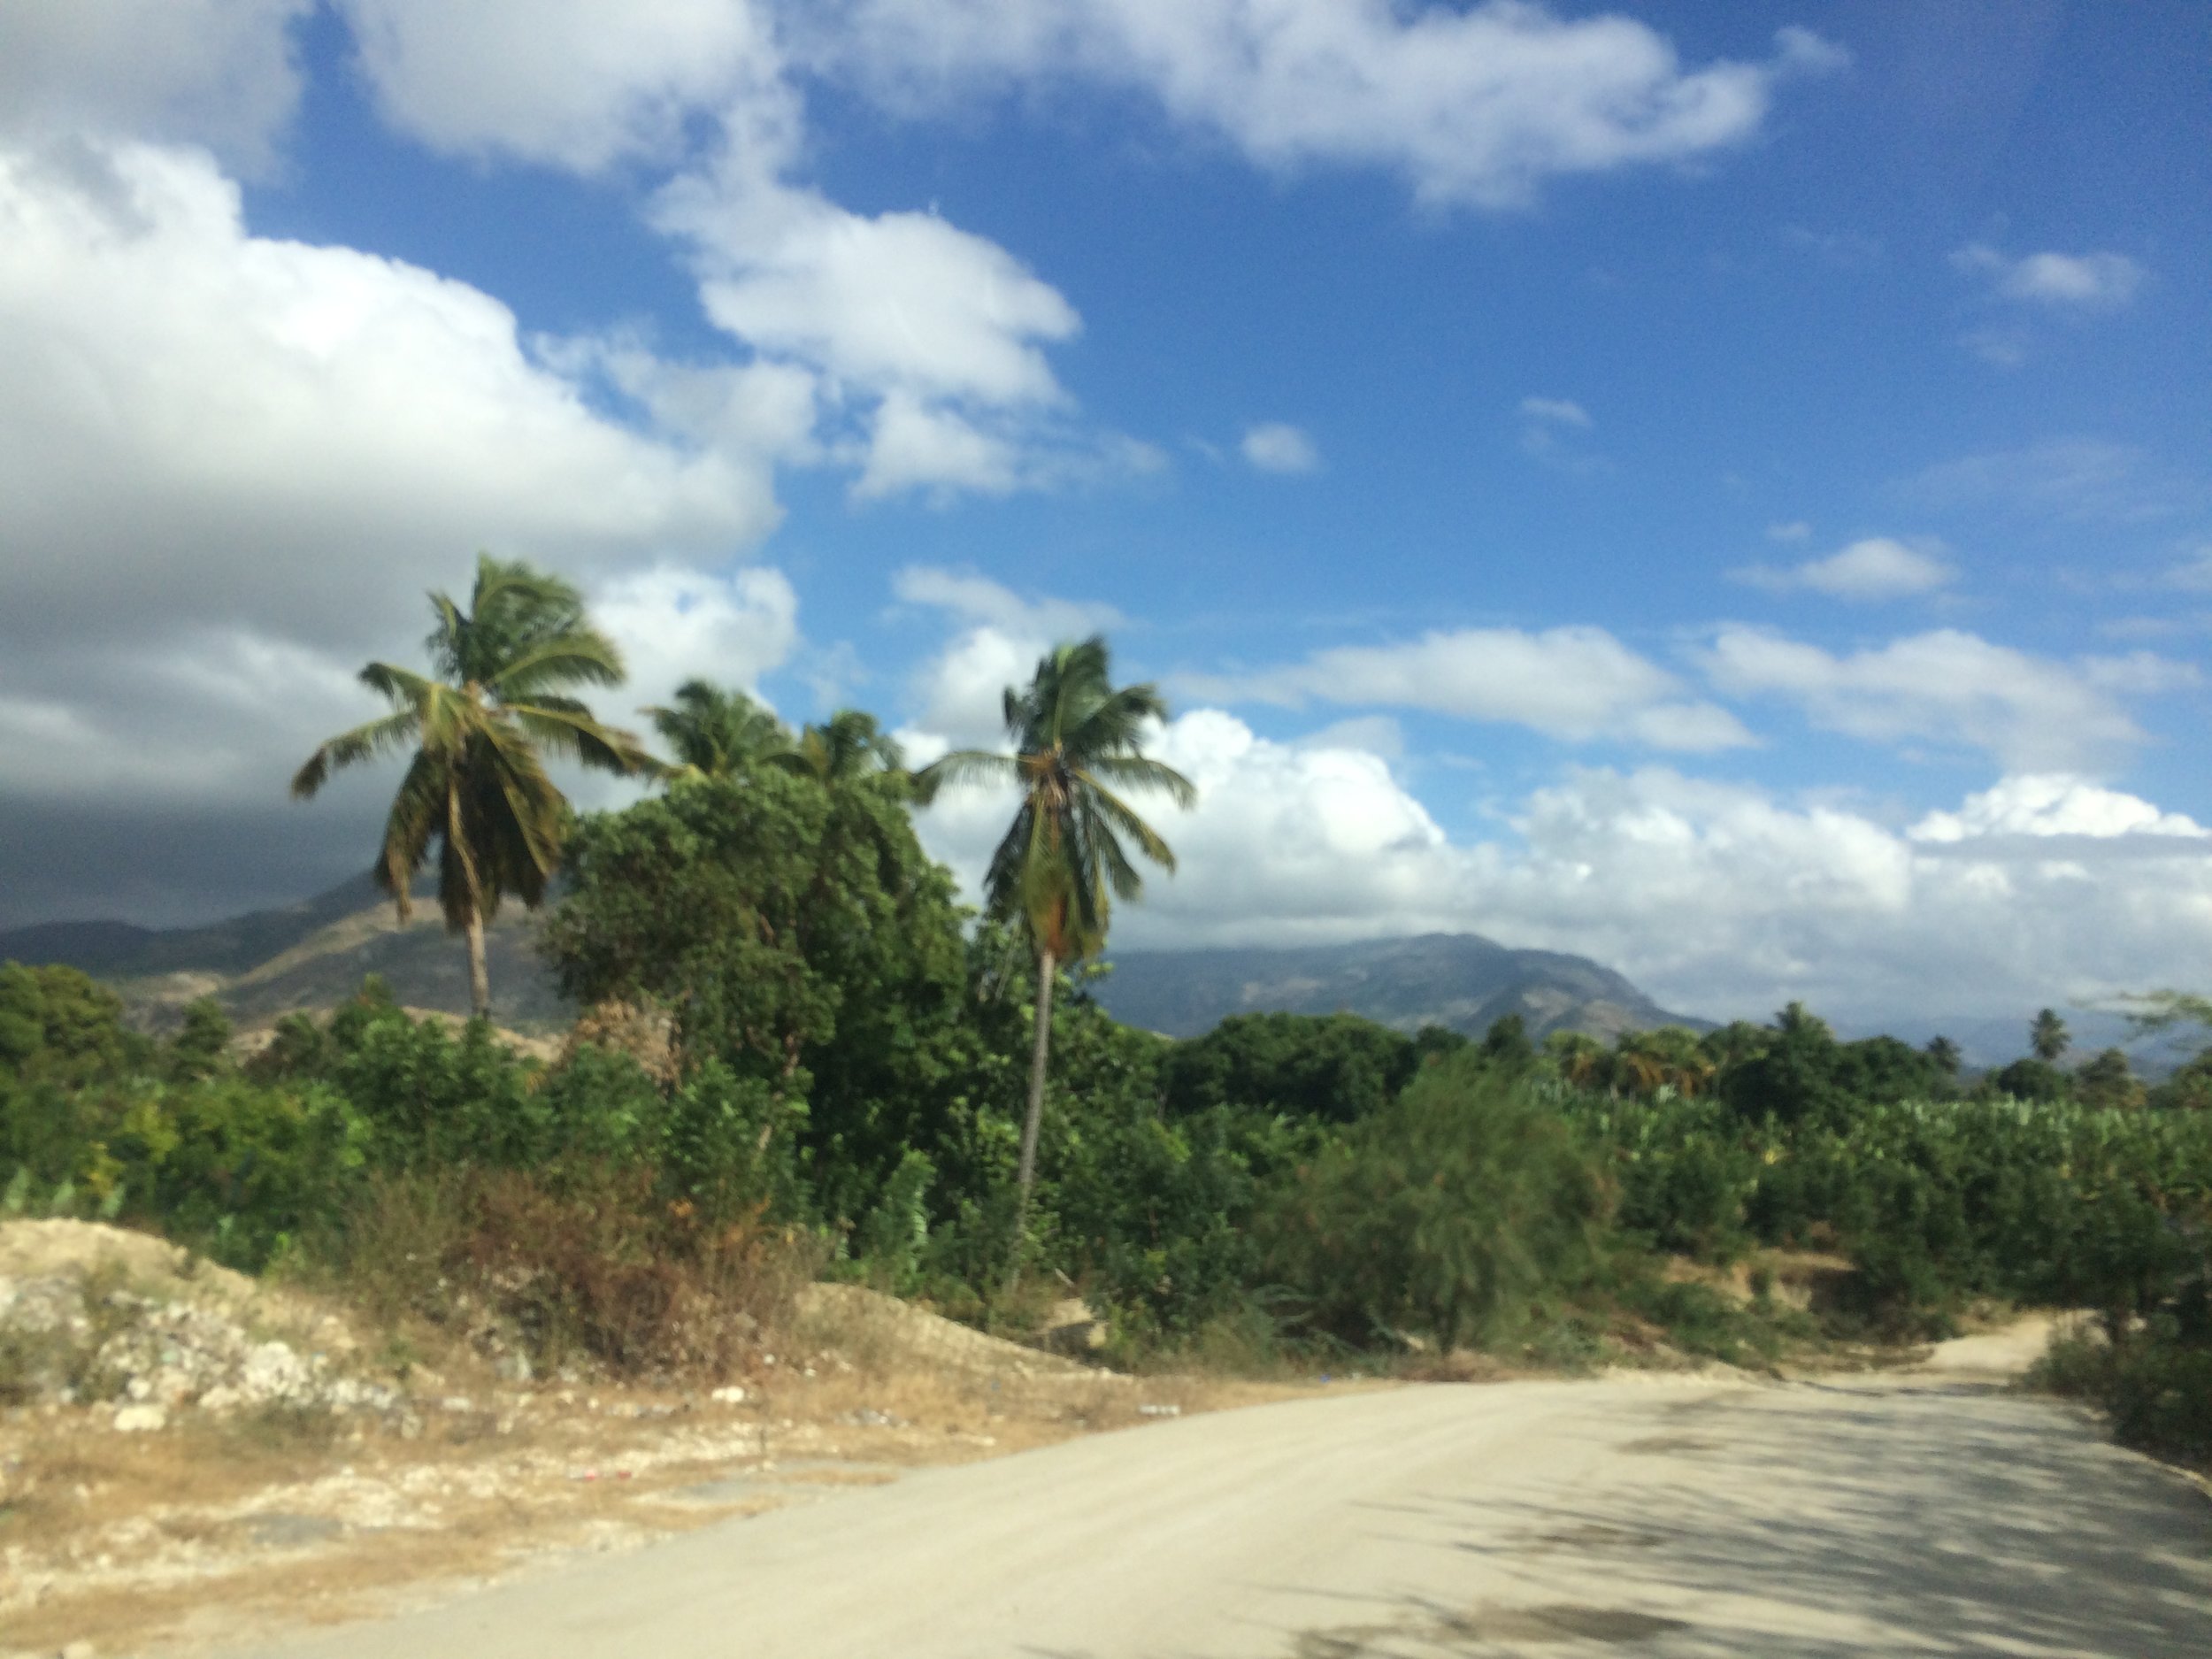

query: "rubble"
xmin=0 ymin=1224 xmax=399 ymax=1425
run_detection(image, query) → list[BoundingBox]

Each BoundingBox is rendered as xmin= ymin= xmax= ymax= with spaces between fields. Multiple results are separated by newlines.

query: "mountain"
xmin=0 ymin=876 xmax=567 ymax=1033
xmin=5 ymin=879 xmax=1697 ymax=1045
xmin=1091 ymin=933 xmax=1706 ymax=1042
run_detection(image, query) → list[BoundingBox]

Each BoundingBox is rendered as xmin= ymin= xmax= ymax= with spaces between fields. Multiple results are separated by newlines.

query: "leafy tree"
xmin=293 ymin=556 xmax=652 ymax=1017
xmin=1479 ymin=1013 xmax=1536 ymax=1071
xmin=0 ymin=962 xmax=146 ymax=1083
xmin=642 ymin=679 xmax=790 ymax=780
xmin=168 ymin=997 xmax=233 ymax=1082
xmin=540 ymin=762 xmax=971 ymax=1221
xmin=915 ymin=636 xmax=1195 ymax=1275
xmin=1925 ymin=1035 xmax=1962 ymax=1076
xmin=1163 ymin=1012 xmax=1417 ymax=1124
xmin=2031 ymin=1008 xmax=2071 ymax=1064
xmin=1985 ymin=1056 xmax=2069 ymax=1103
xmin=2075 ymin=1048 xmax=2147 ymax=1112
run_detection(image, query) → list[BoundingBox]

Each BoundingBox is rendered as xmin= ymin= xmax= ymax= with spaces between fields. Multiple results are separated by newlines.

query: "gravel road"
xmin=219 ymin=1368 xmax=2211 ymax=1658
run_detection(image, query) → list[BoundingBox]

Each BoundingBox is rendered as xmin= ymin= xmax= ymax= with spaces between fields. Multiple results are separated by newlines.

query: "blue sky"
xmin=3 ymin=1 xmax=2210 ymax=1027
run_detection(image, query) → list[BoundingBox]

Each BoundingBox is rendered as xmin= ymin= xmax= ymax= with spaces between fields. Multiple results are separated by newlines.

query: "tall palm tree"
xmin=642 ymin=679 xmax=790 ymax=781
xmin=914 ymin=636 xmax=1195 ymax=1277
xmin=293 ymin=555 xmax=653 ymax=1018
xmin=774 ymin=708 xmax=907 ymax=787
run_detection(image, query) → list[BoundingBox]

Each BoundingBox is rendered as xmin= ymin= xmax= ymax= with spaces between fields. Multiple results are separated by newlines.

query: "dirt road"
xmin=212 ymin=1369 xmax=2210 ymax=1659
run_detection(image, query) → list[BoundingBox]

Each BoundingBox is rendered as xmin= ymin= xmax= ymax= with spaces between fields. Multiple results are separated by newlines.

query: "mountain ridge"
xmin=0 ymin=881 xmax=1700 ymax=1044
xmin=1090 ymin=932 xmax=1708 ymax=1042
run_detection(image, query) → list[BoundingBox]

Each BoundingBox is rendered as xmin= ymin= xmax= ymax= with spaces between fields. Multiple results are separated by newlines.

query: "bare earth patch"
xmin=2 ymin=1233 xmax=1328 ymax=1658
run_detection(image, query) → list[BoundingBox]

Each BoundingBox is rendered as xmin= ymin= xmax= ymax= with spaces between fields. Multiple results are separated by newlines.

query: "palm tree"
xmin=642 ymin=679 xmax=790 ymax=781
xmin=773 ymin=709 xmax=907 ymax=787
xmin=914 ymin=636 xmax=1195 ymax=1275
xmin=2030 ymin=1007 xmax=2070 ymax=1064
xmin=293 ymin=555 xmax=653 ymax=1018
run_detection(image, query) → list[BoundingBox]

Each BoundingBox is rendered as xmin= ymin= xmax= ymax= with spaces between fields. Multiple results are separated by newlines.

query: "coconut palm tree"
xmin=293 ymin=555 xmax=653 ymax=1018
xmin=773 ymin=708 xmax=907 ymax=787
xmin=914 ymin=636 xmax=1195 ymax=1273
xmin=642 ymin=679 xmax=790 ymax=781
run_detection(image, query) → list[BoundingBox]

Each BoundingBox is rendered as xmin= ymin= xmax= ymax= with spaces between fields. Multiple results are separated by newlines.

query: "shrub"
xmin=1263 ymin=1056 xmax=1607 ymax=1350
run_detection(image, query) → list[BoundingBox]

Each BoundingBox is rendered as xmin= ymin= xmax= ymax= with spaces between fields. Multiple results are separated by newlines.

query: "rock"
xmin=197 ymin=1384 xmax=242 ymax=1412
xmin=240 ymin=1340 xmax=313 ymax=1404
xmin=495 ymin=1351 xmax=533 ymax=1384
xmin=113 ymin=1403 xmax=167 ymax=1432
xmin=710 ymin=1385 xmax=748 ymax=1405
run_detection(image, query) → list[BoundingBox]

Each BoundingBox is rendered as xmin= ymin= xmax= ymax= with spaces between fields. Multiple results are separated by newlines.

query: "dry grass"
xmin=2 ymin=1286 xmax=1337 ymax=1657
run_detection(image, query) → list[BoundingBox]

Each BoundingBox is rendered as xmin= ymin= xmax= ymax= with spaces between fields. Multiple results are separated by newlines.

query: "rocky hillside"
xmin=1092 ymin=933 xmax=1704 ymax=1041
xmin=0 ymin=874 xmax=567 ymax=1033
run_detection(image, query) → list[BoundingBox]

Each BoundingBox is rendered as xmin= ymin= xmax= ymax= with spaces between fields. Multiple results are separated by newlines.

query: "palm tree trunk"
xmin=465 ymin=912 xmax=491 ymax=1020
xmin=1007 ymin=944 xmax=1056 ymax=1289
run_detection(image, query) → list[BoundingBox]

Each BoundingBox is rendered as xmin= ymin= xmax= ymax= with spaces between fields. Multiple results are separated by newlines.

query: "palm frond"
xmin=505 ymin=702 xmax=655 ymax=775
xmin=1083 ymin=754 xmax=1197 ymax=810
xmin=485 ymin=632 xmax=626 ymax=698
xmin=1079 ymin=777 xmax=1179 ymax=871
xmin=291 ymin=707 xmax=421 ymax=798
xmin=912 ymin=749 xmax=1021 ymax=804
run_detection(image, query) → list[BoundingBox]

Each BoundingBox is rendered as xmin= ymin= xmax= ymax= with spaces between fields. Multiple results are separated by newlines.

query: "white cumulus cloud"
xmin=1240 ymin=422 xmax=1319 ymax=474
xmin=1734 ymin=537 xmax=1955 ymax=601
xmin=1699 ymin=626 xmax=2193 ymax=772
xmin=0 ymin=0 xmax=311 ymax=172
xmin=0 ymin=138 xmax=786 ymax=843
xmin=796 ymin=4 xmax=1845 ymax=209
xmin=1954 ymin=243 xmax=2145 ymax=309
xmin=339 ymin=0 xmax=780 ymax=173
xmin=1181 ymin=627 xmax=1754 ymax=751
xmin=913 ymin=694 xmax=2212 ymax=1024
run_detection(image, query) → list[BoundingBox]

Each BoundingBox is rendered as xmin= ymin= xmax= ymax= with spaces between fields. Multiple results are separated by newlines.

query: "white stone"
xmin=113 ymin=1403 xmax=167 ymax=1432
xmin=710 ymin=1385 xmax=748 ymax=1404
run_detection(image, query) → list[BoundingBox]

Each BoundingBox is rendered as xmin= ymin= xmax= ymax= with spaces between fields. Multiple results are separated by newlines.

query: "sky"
xmin=3 ymin=0 xmax=2210 ymax=1030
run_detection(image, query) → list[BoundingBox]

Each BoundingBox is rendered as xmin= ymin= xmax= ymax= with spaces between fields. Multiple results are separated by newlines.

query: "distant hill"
xmin=1092 ymin=933 xmax=1707 ymax=1042
xmin=6 ymin=877 xmax=1701 ymax=1047
xmin=0 ymin=875 xmax=568 ymax=1033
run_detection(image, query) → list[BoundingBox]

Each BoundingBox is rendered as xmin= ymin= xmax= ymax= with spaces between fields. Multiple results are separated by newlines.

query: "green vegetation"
xmin=6 ymin=559 xmax=2208 ymax=1469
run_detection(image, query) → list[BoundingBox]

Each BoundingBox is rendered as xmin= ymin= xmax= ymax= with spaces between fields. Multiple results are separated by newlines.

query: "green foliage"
xmin=540 ymin=762 xmax=972 ymax=1218
xmin=1717 ymin=1003 xmax=1955 ymax=1125
xmin=168 ymin=997 xmax=233 ymax=1081
xmin=1263 ymin=1056 xmax=1607 ymax=1350
xmin=1162 ymin=1011 xmax=1419 ymax=1125
xmin=0 ymin=962 xmax=150 ymax=1084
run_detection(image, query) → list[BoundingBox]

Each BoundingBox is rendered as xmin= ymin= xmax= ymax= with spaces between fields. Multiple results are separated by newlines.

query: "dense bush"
xmin=1264 ymin=1055 xmax=1607 ymax=1350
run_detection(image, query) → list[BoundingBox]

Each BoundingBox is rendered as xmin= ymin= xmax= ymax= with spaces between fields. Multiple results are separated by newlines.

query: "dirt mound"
xmin=0 ymin=1217 xmax=258 ymax=1304
xmin=795 ymin=1285 xmax=1097 ymax=1380
xmin=0 ymin=1219 xmax=389 ymax=1425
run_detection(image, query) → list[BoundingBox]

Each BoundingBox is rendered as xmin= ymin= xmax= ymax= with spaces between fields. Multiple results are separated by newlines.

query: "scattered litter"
xmin=1137 ymin=1403 xmax=1181 ymax=1417
xmin=710 ymin=1385 xmax=748 ymax=1405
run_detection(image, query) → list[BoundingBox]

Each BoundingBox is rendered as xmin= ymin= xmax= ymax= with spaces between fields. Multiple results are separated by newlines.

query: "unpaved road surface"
xmin=212 ymin=1371 xmax=2211 ymax=1659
